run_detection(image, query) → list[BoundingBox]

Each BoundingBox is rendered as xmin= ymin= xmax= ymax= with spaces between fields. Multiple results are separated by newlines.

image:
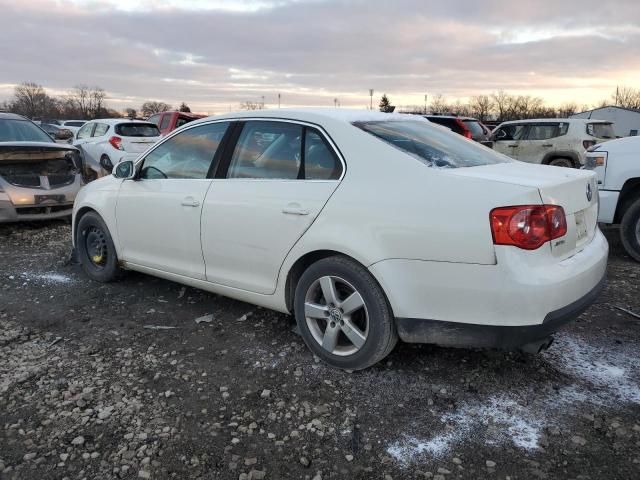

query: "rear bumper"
xmin=395 ymin=275 xmax=606 ymax=348
xmin=370 ymin=228 xmax=608 ymax=347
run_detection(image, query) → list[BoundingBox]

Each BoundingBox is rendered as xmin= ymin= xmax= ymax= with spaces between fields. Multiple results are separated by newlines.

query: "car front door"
xmin=492 ymin=124 xmax=527 ymax=160
xmin=517 ymin=122 xmax=564 ymax=164
xmin=201 ymin=120 xmax=344 ymax=294
xmin=115 ymin=121 xmax=231 ymax=279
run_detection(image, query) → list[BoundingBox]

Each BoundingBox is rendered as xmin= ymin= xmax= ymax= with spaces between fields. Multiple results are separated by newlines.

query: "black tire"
xmin=294 ymin=256 xmax=397 ymax=370
xmin=76 ymin=212 xmax=122 ymax=282
xmin=620 ymin=198 xmax=640 ymax=262
xmin=548 ymin=157 xmax=575 ymax=168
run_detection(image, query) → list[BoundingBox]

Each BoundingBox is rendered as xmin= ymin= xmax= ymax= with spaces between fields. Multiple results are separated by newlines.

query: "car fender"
xmin=542 ymin=150 xmax=581 ymax=166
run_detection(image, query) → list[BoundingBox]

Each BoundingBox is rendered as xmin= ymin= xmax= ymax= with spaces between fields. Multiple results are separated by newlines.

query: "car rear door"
xmin=73 ymin=123 xmax=97 ymax=176
xmin=516 ymin=122 xmax=566 ymax=164
xmin=116 ymin=121 xmax=231 ymax=279
xmin=200 ymin=120 xmax=344 ymax=294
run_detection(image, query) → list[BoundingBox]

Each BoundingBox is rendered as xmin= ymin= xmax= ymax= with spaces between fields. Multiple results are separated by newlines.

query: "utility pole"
xmin=334 ymin=98 xmax=338 ymax=108
xmin=424 ymin=94 xmax=428 ymax=114
xmin=261 ymin=96 xmax=265 ymax=109
xmin=369 ymin=89 xmax=374 ymax=110
xmin=278 ymin=93 xmax=281 ymax=108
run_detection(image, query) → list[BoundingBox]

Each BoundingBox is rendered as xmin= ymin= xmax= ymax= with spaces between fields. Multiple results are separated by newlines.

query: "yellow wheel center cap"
xmin=92 ymin=254 xmax=103 ymax=263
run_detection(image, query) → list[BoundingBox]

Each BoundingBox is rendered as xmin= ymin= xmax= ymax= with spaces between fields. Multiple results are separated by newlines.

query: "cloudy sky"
xmin=1 ymin=0 xmax=639 ymax=114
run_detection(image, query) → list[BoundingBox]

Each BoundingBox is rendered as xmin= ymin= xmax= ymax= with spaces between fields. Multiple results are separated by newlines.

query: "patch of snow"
xmin=20 ymin=271 xmax=73 ymax=285
xmin=387 ymin=334 xmax=640 ymax=465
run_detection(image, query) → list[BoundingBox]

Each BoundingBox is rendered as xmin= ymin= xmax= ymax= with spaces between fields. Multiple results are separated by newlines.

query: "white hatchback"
xmin=72 ymin=109 xmax=608 ymax=369
xmin=73 ymin=119 xmax=161 ymax=179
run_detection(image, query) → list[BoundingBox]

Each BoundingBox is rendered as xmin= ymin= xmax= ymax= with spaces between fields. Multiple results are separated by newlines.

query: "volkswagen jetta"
xmin=72 ymin=109 xmax=608 ymax=369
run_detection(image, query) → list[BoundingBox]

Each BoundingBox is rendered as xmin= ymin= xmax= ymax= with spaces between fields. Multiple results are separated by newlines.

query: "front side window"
xmin=140 ymin=122 xmax=229 ymax=180
xmin=526 ymin=123 xmax=561 ymax=141
xmin=355 ymin=120 xmax=511 ymax=169
xmin=176 ymin=117 xmax=194 ymax=129
xmin=495 ymin=124 xmax=526 ymax=141
xmin=93 ymin=123 xmax=109 ymax=137
xmin=228 ymin=121 xmax=303 ymax=179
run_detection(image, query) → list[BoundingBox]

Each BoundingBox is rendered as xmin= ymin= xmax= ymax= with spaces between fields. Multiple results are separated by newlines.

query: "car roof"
xmin=499 ymin=118 xmax=611 ymax=126
xmin=86 ymin=118 xmax=156 ymax=125
xmin=189 ymin=108 xmax=429 ymax=128
xmin=425 ymin=115 xmax=478 ymax=121
xmin=0 ymin=112 xmax=29 ymax=121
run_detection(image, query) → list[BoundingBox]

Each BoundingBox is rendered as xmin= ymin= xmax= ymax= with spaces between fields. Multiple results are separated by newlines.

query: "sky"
xmin=1 ymin=0 xmax=639 ymax=114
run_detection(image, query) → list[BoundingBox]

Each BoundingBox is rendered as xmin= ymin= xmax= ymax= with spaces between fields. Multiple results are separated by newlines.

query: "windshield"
xmin=354 ymin=120 xmax=511 ymax=168
xmin=115 ymin=123 xmax=160 ymax=137
xmin=0 ymin=119 xmax=54 ymax=143
xmin=587 ymin=122 xmax=615 ymax=139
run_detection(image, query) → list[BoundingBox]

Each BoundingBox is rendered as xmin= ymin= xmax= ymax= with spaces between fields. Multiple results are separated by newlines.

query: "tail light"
xmin=109 ymin=136 xmax=123 ymax=151
xmin=456 ymin=119 xmax=473 ymax=139
xmin=583 ymin=140 xmax=596 ymax=150
xmin=490 ymin=205 xmax=567 ymax=250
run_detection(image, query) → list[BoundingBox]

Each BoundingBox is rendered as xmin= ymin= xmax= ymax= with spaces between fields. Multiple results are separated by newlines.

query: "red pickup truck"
xmin=147 ymin=111 xmax=206 ymax=136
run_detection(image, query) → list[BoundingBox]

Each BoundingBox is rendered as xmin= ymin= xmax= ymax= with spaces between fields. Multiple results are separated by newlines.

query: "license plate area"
xmin=575 ymin=210 xmax=588 ymax=242
xmin=35 ymin=194 xmax=66 ymax=204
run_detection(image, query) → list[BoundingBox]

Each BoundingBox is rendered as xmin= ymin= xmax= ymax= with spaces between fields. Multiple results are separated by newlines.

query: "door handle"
xmin=542 ymin=144 xmax=553 ymax=147
xmin=508 ymin=144 xmax=519 ymax=148
xmin=282 ymin=204 xmax=309 ymax=216
xmin=181 ymin=197 xmax=200 ymax=207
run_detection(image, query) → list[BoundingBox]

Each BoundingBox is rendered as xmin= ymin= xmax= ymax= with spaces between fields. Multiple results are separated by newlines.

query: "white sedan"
xmin=72 ymin=109 xmax=608 ymax=370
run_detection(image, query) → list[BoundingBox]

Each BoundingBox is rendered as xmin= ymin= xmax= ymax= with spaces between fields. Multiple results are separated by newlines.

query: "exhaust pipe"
xmin=519 ymin=336 xmax=554 ymax=354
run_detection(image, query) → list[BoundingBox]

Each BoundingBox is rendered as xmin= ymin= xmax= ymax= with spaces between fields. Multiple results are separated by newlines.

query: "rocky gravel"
xmin=1 ymin=220 xmax=639 ymax=479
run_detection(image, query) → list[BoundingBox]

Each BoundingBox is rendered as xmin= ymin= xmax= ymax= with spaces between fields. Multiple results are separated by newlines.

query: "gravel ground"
xmin=1 ymin=221 xmax=639 ymax=480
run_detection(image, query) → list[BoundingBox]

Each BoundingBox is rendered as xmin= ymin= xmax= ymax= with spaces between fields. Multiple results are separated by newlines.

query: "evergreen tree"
xmin=179 ymin=102 xmax=191 ymax=113
xmin=379 ymin=94 xmax=395 ymax=113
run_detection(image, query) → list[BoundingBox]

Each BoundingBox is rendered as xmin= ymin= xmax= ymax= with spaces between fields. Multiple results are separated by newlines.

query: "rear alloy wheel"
xmin=77 ymin=212 xmax=122 ymax=282
xmin=294 ymin=256 xmax=397 ymax=370
xmin=548 ymin=157 xmax=574 ymax=168
xmin=620 ymin=198 xmax=640 ymax=262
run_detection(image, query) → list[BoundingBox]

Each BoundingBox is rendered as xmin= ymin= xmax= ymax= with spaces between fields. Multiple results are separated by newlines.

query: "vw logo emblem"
xmin=329 ymin=307 xmax=342 ymax=322
xmin=586 ymin=183 xmax=593 ymax=202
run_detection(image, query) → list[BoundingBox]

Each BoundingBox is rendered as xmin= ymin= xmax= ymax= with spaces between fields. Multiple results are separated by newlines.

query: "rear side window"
xmin=93 ymin=123 xmax=109 ymax=137
xmin=159 ymin=115 xmax=171 ymax=131
xmin=587 ymin=123 xmax=615 ymax=139
xmin=426 ymin=117 xmax=460 ymax=134
xmin=227 ymin=121 xmax=342 ymax=180
xmin=115 ymin=123 xmax=160 ymax=137
xmin=65 ymin=121 xmax=85 ymax=127
xmin=355 ymin=120 xmax=511 ymax=169
xmin=527 ymin=123 xmax=563 ymax=141
xmin=147 ymin=114 xmax=160 ymax=126
xmin=462 ymin=120 xmax=485 ymax=137
xmin=140 ymin=122 xmax=229 ymax=179
xmin=176 ymin=117 xmax=194 ymax=129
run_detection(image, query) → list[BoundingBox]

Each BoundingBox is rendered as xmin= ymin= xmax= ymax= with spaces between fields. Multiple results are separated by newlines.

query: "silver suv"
xmin=491 ymin=118 xmax=615 ymax=168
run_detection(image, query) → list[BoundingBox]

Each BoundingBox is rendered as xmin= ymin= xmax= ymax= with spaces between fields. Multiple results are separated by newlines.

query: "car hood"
xmin=0 ymin=142 xmax=78 ymax=160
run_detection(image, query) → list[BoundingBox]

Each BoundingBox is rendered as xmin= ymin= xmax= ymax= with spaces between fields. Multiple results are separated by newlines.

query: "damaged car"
xmin=0 ymin=112 xmax=83 ymax=222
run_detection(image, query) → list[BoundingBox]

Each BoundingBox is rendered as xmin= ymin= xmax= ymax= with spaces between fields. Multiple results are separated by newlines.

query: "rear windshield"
xmin=587 ymin=122 xmax=615 ymax=139
xmin=354 ymin=120 xmax=511 ymax=168
xmin=0 ymin=119 xmax=54 ymax=143
xmin=462 ymin=120 xmax=485 ymax=137
xmin=115 ymin=123 xmax=160 ymax=137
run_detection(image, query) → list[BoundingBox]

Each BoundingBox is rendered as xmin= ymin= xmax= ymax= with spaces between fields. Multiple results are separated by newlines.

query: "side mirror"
xmin=494 ymin=130 xmax=507 ymax=140
xmin=113 ymin=160 xmax=136 ymax=180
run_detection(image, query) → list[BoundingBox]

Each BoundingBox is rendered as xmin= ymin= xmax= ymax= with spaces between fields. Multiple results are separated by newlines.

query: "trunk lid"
xmin=447 ymin=162 xmax=599 ymax=258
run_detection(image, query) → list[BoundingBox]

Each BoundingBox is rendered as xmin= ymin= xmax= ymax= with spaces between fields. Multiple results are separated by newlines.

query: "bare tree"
xmin=613 ymin=86 xmax=640 ymax=110
xmin=557 ymin=102 xmax=578 ymax=118
xmin=141 ymin=101 xmax=172 ymax=117
xmin=469 ymin=95 xmax=493 ymax=121
xmin=491 ymin=91 xmax=512 ymax=121
xmin=125 ymin=108 xmax=137 ymax=119
xmin=429 ymin=94 xmax=449 ymax=114
xmin=67 ymin=85 xmax=107 ymax=119
xmin=240 ymin=101 xmax=263 ymax=111
xmin=11 ymin=82 xmax=49 ymax=118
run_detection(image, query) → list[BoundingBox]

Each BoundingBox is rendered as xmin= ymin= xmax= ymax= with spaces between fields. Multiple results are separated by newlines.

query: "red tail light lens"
xmin=109 ymin=136 xmax=123 ymax=150
xmin=490 ymin=205 xmax=567 ymax=250
xmin=456 ymin=119 xmax=473 ymax=139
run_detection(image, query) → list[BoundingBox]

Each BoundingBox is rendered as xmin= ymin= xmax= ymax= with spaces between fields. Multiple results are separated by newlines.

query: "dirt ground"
xmin=1 ymin=221 xmax=639 ymax=480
